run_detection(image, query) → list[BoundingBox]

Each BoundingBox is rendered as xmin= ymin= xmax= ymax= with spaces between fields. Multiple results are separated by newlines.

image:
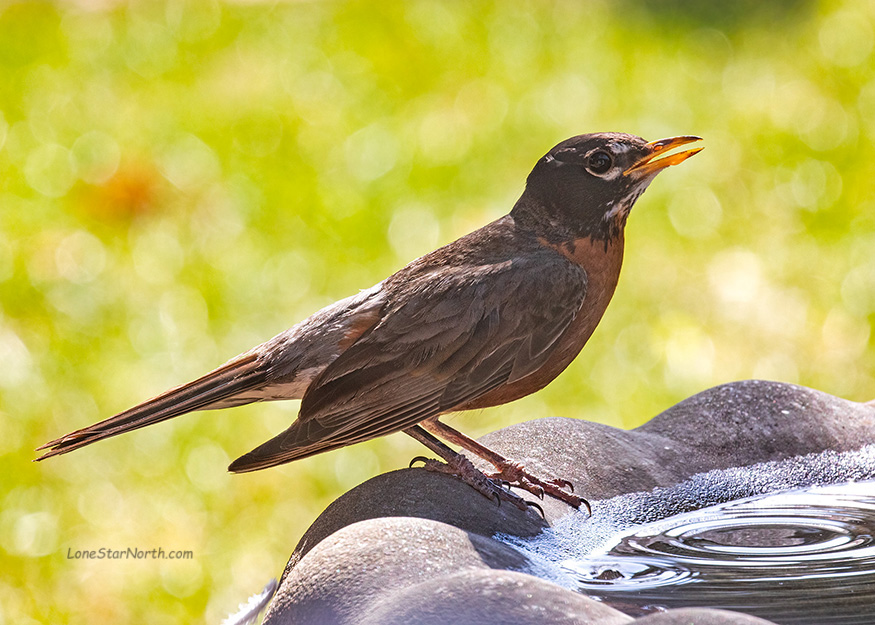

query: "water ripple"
xmin=564 ymin=482 xmax=875 ymax=624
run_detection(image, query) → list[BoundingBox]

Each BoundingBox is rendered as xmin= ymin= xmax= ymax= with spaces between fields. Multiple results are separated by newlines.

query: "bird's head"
xmin=514 ymin=132 xmax=703 ymax=242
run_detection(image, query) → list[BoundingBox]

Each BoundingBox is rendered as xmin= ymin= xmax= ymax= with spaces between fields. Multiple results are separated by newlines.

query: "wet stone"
xmin=261 ymin=380 xmax=875 ymax=625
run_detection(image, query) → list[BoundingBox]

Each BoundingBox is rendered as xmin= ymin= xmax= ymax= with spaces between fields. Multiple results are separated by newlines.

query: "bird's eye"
xmin=586 ymin=151 xmax=613 ymax=175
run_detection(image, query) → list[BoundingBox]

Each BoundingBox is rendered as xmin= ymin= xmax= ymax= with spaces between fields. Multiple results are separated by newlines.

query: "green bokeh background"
xmin=2 ymin=1 xmax=875 ymax=622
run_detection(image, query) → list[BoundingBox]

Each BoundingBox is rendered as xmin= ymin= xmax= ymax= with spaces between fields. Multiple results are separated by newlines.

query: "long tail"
xmin=36 ymin=353 xmax=267 ymax=460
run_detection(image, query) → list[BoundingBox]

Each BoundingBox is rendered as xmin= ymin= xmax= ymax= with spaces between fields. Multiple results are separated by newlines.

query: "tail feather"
xmin=36 ymin=353 xmax=267 ymax=460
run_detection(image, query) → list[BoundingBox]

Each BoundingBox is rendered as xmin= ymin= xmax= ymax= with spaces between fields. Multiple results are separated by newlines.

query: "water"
xmin=502 ymin=447 xmax=875 ymax=625
xmin=567 ymin=482 xmax=875 ymax=624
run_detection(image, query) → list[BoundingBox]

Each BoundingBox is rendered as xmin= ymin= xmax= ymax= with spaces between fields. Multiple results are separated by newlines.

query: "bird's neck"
xmin=510 ymin=191 xmax=626 ymax=246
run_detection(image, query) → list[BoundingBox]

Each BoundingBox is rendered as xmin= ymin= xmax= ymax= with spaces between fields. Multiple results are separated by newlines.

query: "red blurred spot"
xmin=83 ymin=160 xmax=162 ymax=221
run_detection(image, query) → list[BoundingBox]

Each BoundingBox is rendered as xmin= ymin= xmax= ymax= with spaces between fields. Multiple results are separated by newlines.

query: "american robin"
xmin=37 ymin=132 xmax=702 ymax=513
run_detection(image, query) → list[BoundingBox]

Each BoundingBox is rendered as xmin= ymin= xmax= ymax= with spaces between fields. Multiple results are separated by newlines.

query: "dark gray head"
xmin=512 ymin=132 xmax=702 ymax=243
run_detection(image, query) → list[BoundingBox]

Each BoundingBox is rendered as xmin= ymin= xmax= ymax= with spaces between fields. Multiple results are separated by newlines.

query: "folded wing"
xmin=229 ymin=251 xmax=587 ymax=472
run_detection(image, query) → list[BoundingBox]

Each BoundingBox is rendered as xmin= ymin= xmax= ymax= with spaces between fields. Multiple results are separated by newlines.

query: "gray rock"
xmin=273 ymin=516 xmax=629 ymax=625
xmin=633 ymin=609 xmax=777 ymax=624
xmin=262 ymin=380 xmax=875 ymax=625
xmin=360 ymin=568 xmax=632 ymax=625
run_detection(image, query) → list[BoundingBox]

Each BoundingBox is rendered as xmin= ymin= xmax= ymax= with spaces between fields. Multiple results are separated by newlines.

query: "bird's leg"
xmin=403 ymin=425 xmax=535 ymax=512
xmin=420 ymin=418 xmax=588 ymax=513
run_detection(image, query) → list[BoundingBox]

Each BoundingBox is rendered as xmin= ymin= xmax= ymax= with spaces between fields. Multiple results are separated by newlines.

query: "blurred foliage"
xmin=2 ymin=0 xmax=875 ymax=622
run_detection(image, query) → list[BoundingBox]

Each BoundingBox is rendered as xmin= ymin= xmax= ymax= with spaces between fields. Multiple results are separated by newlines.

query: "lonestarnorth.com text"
xmin=66 ymin=547 xmax=193 ymax=560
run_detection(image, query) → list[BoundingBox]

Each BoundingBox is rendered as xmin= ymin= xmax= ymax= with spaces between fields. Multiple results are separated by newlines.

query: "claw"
xmin=526 ymin=500 xmax=545 ymax=519
xmin=546 ymin=477 xmax=574 ymax=492
xmin=409 ymin=448 xmax=546 ymax=514
xmin=486 ymin=459 xmax=583 ymax=510
xmin=528 ymin=483 xmax=545 ymax=500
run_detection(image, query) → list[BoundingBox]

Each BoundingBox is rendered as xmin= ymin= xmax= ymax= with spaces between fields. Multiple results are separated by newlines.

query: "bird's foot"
xmin=486 ymin=460 xmax=590 ymax=514
xmin=410 ymin=455 xmax=541 ymax=515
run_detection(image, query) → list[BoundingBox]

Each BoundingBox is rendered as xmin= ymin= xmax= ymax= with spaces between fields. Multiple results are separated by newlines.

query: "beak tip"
xmin=626 ymin=135 xmax=703 ymax=176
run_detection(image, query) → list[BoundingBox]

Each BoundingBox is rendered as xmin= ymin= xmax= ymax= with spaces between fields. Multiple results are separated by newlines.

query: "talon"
xmin=547 ymin=477 xmax=574 ymax=492
xmin=581 ymin=498 xmax=592 ymax=516
xmin=407 ymin=445 xmax=541 ymax=512
xmin=528 ymin=484 xmax=545 ymax=500
xmin=526 ymin=500 xmax=545 ymax=519
xmin=409 ymin=456 xmax=431 ymax=468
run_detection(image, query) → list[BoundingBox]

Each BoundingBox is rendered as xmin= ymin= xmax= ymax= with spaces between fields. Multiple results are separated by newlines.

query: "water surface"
xmin=504 ymin=446 xmax=875 ymax=624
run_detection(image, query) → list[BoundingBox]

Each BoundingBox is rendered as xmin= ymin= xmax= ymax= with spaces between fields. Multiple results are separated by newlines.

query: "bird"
xmin=37 ymin=132 xmax=702 ymax=512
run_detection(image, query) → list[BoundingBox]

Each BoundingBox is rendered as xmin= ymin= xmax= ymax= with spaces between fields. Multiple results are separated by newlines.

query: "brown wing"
xmin=229 ymin=251 xmax=587 ymax=471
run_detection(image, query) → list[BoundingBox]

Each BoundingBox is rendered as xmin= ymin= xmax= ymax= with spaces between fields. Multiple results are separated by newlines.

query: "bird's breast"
xmin=550 ymin=233 xmax=625 ymax=362
xmin=461 ymin=233 xmax=625 ymax=409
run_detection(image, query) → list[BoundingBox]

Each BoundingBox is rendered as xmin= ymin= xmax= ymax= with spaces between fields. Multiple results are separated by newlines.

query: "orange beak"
xmin=625 ymin=135 xmax=703 ymax=178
